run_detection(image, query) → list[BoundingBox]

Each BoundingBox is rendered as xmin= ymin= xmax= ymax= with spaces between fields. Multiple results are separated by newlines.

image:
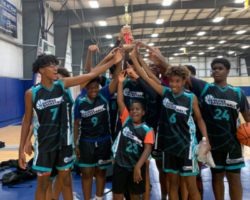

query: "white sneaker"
xmin=73 ymin=192 xmax=80 ymax=200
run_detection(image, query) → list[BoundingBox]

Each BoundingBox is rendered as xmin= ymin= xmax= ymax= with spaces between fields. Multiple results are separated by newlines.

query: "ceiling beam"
xmin=70 ymin=18 xmax=250 ymax=38
xmin=62 ymin=0 xmax=244 ymax=26
xmin=99 ymin=39 xmax=250 ymax=48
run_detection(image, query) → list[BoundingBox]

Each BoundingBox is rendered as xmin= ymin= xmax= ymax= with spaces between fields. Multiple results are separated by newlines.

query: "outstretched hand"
xmin=88 ymin=45 xmax=100 ymax=53
xmin=149 ymin=51 xmax=161 ymax=64
xmin=129 ymin=45 xmax=138 ymax=58
xmin=133 ymin=41 xmax=148 ymax=49
xmin=126 ymin=62 xmax=139 ymax=80
xmin=106 ymin=47 xmax=120 ymax=61
xmin=113 ymin=49 xmax=125 ymax=64
xmin=118 ymin=70 xmax=127 ymax=83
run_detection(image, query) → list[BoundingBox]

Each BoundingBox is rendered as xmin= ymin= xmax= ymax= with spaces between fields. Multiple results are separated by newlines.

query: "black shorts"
xmin=162 ymin=152 xmax=199 ymax=176
xmin=211 ymin=150 xmax=245 ymax=173
xmin=112 ymin=163 xmax=146 ymax=195
xmin=78 ymin=138 xmax=113 ymax=169
xmin=33 ymin=145 xmax=74 ymax=173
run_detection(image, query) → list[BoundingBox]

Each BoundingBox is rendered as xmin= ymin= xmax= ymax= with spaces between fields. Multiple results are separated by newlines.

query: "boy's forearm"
xmin=19 ymin=123 xmax=32 ymax=153
xmin=135 ymin=145 xmax=152 ymax=169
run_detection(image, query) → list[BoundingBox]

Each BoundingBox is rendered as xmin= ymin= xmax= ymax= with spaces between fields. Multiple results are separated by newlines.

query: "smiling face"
xmin=130 ymin=102 xmax=145 ymax=124
xmin=169 ymin=75 xmax=186 ymax=95
xmin=39 ymin=62 xmax=58 ymax=81
xmin=86 ymin=81 xmax=100 ymax=100
xmin=149 ymin=62 xmax=160 ymax=77
xmin=211 ymin=63 xmax=229 ymax=83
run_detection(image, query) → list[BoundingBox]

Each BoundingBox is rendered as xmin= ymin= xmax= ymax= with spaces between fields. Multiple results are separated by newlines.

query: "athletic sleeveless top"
xmin=198 ymin=83 xmax=242 ymax=153
xmin=32 ymin=80 xmax=65 ymax=153
xmin=78 ymin=86 xmax=111 ymax=140
xmin=157 ymin=87 xmax=197 ymax=159
xmin=113 ymin=108 xmax=153 ymax=171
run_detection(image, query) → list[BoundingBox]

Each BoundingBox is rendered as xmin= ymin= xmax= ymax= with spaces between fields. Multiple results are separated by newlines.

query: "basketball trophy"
xmin=122 ymin=3 xmax=133 ymax=49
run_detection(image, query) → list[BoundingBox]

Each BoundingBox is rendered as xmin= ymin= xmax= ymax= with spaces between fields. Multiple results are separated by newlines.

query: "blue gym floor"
xmin=1 ymin=160 xmax=250 ymax=200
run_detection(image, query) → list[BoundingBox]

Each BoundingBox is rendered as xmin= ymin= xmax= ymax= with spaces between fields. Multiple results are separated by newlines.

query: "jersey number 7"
xmin=50 ymin=108 xmax=58 ymax=120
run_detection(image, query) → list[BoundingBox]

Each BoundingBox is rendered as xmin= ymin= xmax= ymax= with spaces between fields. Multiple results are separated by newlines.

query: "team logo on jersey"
xmin=205 ymin=95 xmax=237 ymax=109
xmin=163 ymin=98 xmax=189 ymax=115
xmin=123 ymin=88 xmax=144 ymax=98
xmin=122 ymin=127 xmax=143 ymax=147
xmin=80 ymin=104 xmax=106 ymax=117
xmin=36 ymin=96 xmax=63 ymax=110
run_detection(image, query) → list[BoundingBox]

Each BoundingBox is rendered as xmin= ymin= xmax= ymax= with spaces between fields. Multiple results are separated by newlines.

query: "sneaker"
xmin=73 ymin=192 xmax=80 ymax=200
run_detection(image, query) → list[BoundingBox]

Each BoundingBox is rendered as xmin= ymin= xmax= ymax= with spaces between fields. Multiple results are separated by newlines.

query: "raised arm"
xmin=85 ymin=45 xmax=100 ymax=73
xmin=117 ymin=71 xmax=127 ymax=116
xmin=108 ymin=59 xmax=122 ymax=95
xmin=19 ymin=89 xmax=33 ymax=169
xmin=192 ymin=94 xmax=211 ymax=154
xmin=137 ymin=52 xmax=161 ymax=85
xmin=128 ymin=46 xmax=164 ymax=96
xmin=62 ymin=50 xmax=124 ymax=89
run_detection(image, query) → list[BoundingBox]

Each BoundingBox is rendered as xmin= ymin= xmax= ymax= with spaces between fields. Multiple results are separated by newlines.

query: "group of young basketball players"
xmin=18 ymin=28 xmax=250 ymax=200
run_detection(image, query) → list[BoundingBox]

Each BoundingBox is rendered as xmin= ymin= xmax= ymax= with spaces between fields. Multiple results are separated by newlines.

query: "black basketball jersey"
xmin=61 ymin=89 xmax=75 ymax=148
xmin=78 ymin=92 xmax=111 ymax=140
xmin=114 ymin=78 xmax=147 ymax=136
xmin=197 ymin=83 xmax=242 ymax=153
xmin=32 ymin=80 xmax=65 ymax=153
xmin=157 ymin=87 xmax=197 ymax=159
xmin=113 ymin=113 xmax=153 ymax=171
xmin=146 ymin=95 xmax=162 ymax=131
xmin=109 ymin=92 xmax=118 ymax=135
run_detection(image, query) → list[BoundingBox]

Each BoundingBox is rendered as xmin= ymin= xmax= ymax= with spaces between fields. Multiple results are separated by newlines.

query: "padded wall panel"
xmin=0 ymin=77 xmax=32 ymax=126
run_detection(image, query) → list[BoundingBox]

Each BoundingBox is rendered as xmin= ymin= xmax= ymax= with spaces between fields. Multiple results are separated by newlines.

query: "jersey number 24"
xmin=214 ymin=109 xmax=229 ymax=121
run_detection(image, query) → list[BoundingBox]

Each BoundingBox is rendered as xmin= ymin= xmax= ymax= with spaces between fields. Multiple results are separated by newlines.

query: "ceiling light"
xmin=208 ymin=47 xmax=215 ymax=50
xmin=156 ymin=19 xmax=164 ymax=24
xmin=145 ymin=54 xmax=149 ymax=57
xmin=169 ymin=57 xmax=174 ymax=60
xmin=180 ymin=48 xmax=185 ymax=51
xmin=106 ymin=34 xmax=112 ymax=39
xmin=148 ymin=43 xmax=154 ymax=46
xmin=219 ymin=40 xmax=226 ymax=44
xmin=151 ymin=33 xmax=158 ymax=37
xmin=143 ymin=58 xmax=148 ymax=61
xmin=242 ymin=45 xmax=250 ymax=49
xmin=235 ymin=0 xmax=245 ymax=3
xmin=197 ymin=32 xmax=205 ymax=36
xmin=174 ymin=53 xmax=179 ymax=56
xmin=191 ymin=57 xmax=197 ymax=59
xmin=99 ymin=21 xmax=107 ymax=26
xmin=228 ymin=51 xmax=235 ymax=54
xmin=146 ymin=49 xmax=149 ymax=52
xmin=236 ymin=30 xmax=246 ymax=34
xmin=187 ymin=41 xmax=193 ymax=45
xmin=110 ymin=43 xmax=114 ymax=47
xmin=89 ymin=1 xmax=99 ymax=8
xmin=199 ymin=52 xmax=204 ymax=55
xmin=217 ymin=56 xmax=223 ymax=58
xmin=162 ymin=0 xmax=172 ymax=6
xmin=213 ymin=17 xmax=224 ymax=23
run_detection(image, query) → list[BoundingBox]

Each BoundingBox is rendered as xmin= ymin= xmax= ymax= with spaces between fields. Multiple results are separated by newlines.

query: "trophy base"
xmin=123 ymin=44 xmax=133 ymax=49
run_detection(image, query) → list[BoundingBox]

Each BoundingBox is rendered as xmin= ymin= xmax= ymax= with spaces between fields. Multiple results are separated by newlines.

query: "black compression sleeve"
xmin=137 ymin=77 xmax=158 ymax=100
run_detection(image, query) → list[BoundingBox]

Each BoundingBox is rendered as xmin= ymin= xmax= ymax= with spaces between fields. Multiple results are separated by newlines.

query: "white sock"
xmin=161 ymin=194 xmax=167 ymax=200
xmin=94 ymin=195 xmax=103 ymax=200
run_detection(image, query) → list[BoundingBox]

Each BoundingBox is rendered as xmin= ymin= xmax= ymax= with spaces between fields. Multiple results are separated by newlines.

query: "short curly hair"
xmin=58 ymin=67 xmax=71 ymax=78
xmin=32 ymin=54 xmax=59 ymax=74
xmin=211 ymin=58 xmax=231 ymax=70
xmin=165 ymin=65 xmax=190 ymax=80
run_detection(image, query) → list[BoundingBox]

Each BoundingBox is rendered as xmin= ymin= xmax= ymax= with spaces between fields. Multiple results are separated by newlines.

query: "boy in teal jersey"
xmin=128 ymin=46 xmax=211 ymax=200
xmin=19 ymin=51 xmax=123 ymax=200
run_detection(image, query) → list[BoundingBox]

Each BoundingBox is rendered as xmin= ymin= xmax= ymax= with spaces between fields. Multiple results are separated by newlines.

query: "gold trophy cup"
xmin=122 ymin=3 xmax=133 ymax=49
